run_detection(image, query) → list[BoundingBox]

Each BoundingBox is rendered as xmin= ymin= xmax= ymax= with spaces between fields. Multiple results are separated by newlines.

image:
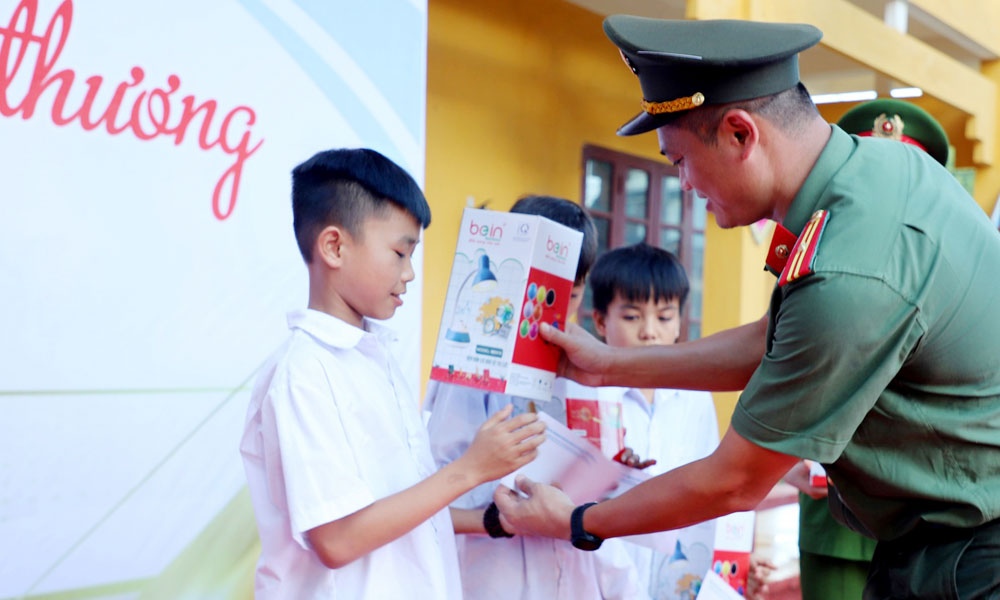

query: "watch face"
xmin=571 ymin=535 xmax=603 ymax=551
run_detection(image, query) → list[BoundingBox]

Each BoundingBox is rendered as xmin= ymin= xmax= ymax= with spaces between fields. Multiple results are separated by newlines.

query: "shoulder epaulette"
xmin=764 ymin=222 xmax=797 ymax=277
xmin=778 ymin=210 xmax=829 ymax=286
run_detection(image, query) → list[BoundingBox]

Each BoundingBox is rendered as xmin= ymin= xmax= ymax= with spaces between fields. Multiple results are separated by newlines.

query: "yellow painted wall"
xmin=424 ymin=4 xmax=664 ymax=378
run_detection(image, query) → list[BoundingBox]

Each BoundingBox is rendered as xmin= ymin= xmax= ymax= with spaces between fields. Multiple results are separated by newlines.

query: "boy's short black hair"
xmin=291 ymin=148 xmax=431 ymax=262
xmin=590 ymin=243 xmax=689 ymax=314
xmin=510 ymin=195 xmax=598 ymax=284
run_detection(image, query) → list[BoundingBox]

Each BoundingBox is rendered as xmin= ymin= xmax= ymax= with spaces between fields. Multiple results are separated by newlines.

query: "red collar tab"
xmin=856 ymin=130 xmax=928 ymax=154
xmin=765 ymin=223 xmax=798 ymax=277
xmin=778 ymin=210 xmax=829 ymax=287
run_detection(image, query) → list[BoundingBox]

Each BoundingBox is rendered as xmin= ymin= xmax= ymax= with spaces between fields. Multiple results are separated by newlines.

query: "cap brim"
xmin=617 ymin=111 xmax=678 ymax=136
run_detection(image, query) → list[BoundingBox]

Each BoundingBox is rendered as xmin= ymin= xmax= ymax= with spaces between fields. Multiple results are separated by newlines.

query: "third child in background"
xmin=591 ymin=243 xmax=720 ymax=600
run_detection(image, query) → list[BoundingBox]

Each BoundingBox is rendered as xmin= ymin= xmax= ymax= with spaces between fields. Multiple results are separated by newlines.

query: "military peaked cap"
xmin=837 ymin=98 xmax=950 ymax=166
xmin=605 ymin=16 xmax=822 ymax=136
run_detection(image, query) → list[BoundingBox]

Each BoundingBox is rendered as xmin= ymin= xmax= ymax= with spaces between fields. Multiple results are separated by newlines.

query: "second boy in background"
xmin=592 ymin=243 xmax=720 ymax=600
xmin=426 ymin=195 xmax=649 ymax=600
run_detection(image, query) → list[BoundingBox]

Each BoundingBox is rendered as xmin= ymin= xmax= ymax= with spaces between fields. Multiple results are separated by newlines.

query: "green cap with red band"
xmin=837 ymin=98 xmax=949 ymax=166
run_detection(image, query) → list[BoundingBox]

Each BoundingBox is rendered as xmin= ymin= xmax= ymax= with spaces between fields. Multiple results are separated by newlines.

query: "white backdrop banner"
xmin=0 ymin=0 xmax=427 ymax=596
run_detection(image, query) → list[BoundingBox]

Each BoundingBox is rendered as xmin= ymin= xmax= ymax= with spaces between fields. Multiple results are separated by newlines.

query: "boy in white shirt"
xmin=240 ymin=149 xmax=545 ymax=600
xmin=590 ymin=243 xmax=720 ymax=600
xmin=426 ymin=195 xmax=647 ymax=600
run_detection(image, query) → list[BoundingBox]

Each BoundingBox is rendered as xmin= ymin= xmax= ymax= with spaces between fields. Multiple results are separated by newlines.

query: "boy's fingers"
xmin=512 ymin=420 xmax=546 ymax=443
xmin=483 ymin=403 xmax=514 ymax=427
xmin=517 ymin=432 xmax=546 ymax=453
xmin=514 ymin=448 xmax=539 ymax=467
xmin=501 ymin=411 xmax=539 ymax=431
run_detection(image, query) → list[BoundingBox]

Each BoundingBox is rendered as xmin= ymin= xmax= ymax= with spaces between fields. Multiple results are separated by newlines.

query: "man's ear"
xmin=315 ymin=225 xmax=349 ymax=269
xmin=720 ymin=109 xmax=759 ymax=160
xmin=592 ymin=310 xmax=607 ymax=338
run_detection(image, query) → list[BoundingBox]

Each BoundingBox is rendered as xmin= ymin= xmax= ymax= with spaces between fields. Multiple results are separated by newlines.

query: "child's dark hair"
xmin=590 ymin=243 xmax=689 ymax=314
xmin=291 ymin=148 xmax=431 ymax=262
xmin=510 ymin=195 xmax=598 ymax=284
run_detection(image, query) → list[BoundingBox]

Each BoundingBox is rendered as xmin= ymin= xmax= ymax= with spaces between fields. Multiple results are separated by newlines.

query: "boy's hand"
xmin=613 ymin=447 xmax=657 ymax=470
xmin=746 ymin=556 xmax=777 ymax=600
xmin=457 ymin=404 xmax=545 ymax=485
xmin=782 ymin=459 xmax=827 ymax=499
xmin=539 ymin=322 xmax=612 ymax=386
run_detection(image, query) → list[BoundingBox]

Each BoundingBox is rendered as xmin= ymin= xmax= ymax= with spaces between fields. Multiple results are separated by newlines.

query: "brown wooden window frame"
xmin=579 ymin=144 xmax=706 ymax=341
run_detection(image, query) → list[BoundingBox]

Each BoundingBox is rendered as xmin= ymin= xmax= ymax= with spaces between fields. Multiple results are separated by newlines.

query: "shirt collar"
xmin=782 ymin=125 xmax=855 ymax=235
xmin=286 ymin=309 xmax=398 ymax=349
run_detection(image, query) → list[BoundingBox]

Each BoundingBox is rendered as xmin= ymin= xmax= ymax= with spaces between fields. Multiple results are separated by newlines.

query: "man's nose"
xmin=678 ymin=169 xmax=693 ymax=192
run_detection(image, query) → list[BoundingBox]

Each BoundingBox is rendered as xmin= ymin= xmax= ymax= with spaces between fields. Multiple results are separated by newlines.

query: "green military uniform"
xmin=798 ymin=494 xmax=876 ymax=599
xmin=602 ymin=15 xmax=1000 ymax=598
xmin=792 ymin=98 xmax=952 ymax=600
xmin=732 ymin=125 xmax=1000 ymax=597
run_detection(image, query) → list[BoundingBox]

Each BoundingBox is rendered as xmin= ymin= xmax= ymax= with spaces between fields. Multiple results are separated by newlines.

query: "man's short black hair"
xmin=590 ymin=242 xmax=689 ymax=314
xmin=510 ymin=195 xmax=598 ymax=285
xmin=291 ymin=148 xmax=431 ymax=262
xmin=673 ymin=82 xmax=818 ymax=145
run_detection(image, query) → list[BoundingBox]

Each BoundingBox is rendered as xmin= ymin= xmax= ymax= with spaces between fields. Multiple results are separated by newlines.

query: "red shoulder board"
xmin=764 ymin=222 xmax=798 ymax=277
xmin=778 ymin=210 xmax=829 ymax=286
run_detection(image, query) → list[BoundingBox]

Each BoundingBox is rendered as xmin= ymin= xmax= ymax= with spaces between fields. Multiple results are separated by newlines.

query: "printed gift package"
xmin=710 ymin=511 xmax=756 ymax=596
xmin=430 ymin=208 xmax=582 ymax=402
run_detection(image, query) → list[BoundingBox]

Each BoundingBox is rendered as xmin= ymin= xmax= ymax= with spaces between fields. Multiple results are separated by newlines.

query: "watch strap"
xmin=483 ymin=502 xmax=514 ymax=538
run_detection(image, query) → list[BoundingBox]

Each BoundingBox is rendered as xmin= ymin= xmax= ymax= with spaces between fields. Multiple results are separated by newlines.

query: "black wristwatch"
xmin=483 ymin=502 xmax=514 ymax=538
xmin=570 ymin=502 xmax=603 ymax=551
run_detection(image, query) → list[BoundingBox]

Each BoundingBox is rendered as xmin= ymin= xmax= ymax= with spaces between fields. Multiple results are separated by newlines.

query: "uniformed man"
xmin=790 ymin=98 xmax=953 ymax=600
xmin=493 ymin=16 xmax=1000 ymax=599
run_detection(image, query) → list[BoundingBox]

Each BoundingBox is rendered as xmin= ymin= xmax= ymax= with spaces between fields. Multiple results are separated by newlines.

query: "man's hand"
xmin=454 ymin=405 xmax=546 ymax=485
xmin=492 ymin=475 xmax=574 ymax=540
xmin=539 ymin=322 xmax=613 ymax=386
xmin=782 ymin=459 xmax=827 ymax=499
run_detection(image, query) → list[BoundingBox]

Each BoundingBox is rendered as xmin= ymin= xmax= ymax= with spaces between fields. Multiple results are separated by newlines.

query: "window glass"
xmin=625 ymin=169 xmax=649 ymax=219
xmin=690 ymin=232 xmax=705 ymax=321
xmin=659 ymin=228 xmax=681 ymax=256
xmin=593 ymin=217 xmax=610 ymax=254
xmin=661 ymin=176 xmax=682 ymax=225
xmin=625 ymin=222 xmax=647 ymax=245
xmin=584 ymin=160 xmax=612 ymax=212
xmin=692 ymin=192 xmax=708 ymax=230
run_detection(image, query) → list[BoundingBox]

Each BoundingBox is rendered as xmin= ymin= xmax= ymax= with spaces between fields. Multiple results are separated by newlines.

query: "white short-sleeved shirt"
xmin=600 ymin=387 xmax=720 ymax=600
xmin=425 ymin=380 xmax=648 ymax=600
xmin=241 ymin=309 xmax=462 ymax=600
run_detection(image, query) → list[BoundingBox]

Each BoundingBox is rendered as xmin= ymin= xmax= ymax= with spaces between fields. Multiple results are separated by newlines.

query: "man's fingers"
xmin=539 ymin=321 xmax=569 ymax=348
xmin=514 ymin=474 xmax=538 ymax=497
xmin=497 ymin=511 xmax=515 ymax=534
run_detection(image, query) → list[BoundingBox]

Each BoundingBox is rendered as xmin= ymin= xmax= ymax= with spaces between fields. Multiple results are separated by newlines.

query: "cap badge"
xmin=641 ymin=92 xmax=705 ymax=115
xmin=872 ymin=113 xmax=904 ymax=142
